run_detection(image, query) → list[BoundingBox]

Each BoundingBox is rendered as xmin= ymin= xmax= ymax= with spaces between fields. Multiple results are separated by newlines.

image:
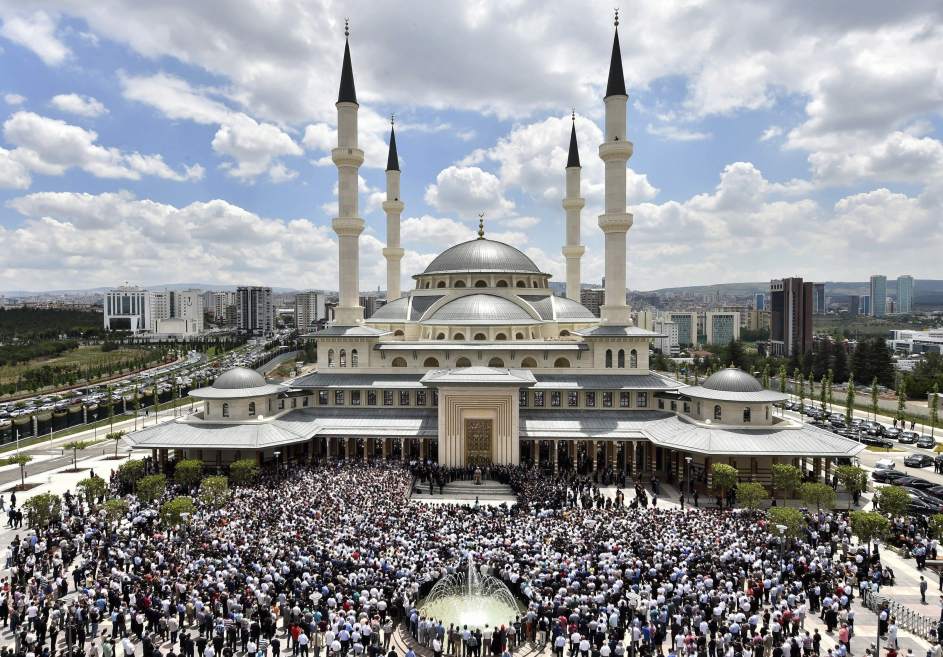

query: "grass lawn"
xmin=865 ymin=445 xmax=903 ymax=452
xmin=0 ymin=345 xmax=150 ymax=387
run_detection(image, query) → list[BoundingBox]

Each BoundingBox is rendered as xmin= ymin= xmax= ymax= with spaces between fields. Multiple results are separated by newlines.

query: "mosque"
xmin=129 ymin=20 xmax=863 ymax=489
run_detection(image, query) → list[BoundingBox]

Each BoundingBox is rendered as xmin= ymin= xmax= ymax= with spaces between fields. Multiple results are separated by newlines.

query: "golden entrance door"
xmin=464 ymin=419 xmax=493 ymax=465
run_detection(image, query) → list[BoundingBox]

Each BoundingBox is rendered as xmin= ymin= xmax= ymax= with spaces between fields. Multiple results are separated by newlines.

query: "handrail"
xmin=862 ymin=589 xmax=938 ymax=641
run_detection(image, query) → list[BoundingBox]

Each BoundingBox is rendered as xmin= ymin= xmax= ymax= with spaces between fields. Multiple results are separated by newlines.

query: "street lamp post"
xmin=776 ymin=524 xmax=787 ymax=572
xmin=685 ymin=456 xmax=693 ymax=498
xmin=273 ymin=450 xmax=281 ymax=478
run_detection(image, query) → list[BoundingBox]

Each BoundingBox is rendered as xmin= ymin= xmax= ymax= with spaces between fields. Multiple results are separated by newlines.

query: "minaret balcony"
xmin=597 ymin=212 xmax=633 ymax=233
xmin=599 ymin=140 xmax=633 ymax=161
xmin=332 ymin=147 xmax=364 ymax=167
xmin=562 ymin=197 xmax=586 ymax=211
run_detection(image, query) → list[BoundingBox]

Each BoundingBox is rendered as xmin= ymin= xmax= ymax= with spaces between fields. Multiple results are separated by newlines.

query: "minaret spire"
xmin=382 ymin=115 xmax=405 ymax=301
xmin=331 ymin=21 xmax=365 ymax=325
xmin=598 ymin=11 xmax=634 ymax=325
xmin=562 ymin=112 xmax=585 ymax=302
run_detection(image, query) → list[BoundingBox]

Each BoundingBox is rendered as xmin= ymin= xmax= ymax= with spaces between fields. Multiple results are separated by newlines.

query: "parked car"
xmin=859 ymin=421 xmax=883 ymax=435
xmin=894 ymin=476 xmax=935 ymax=490
xmin=874 ymin=458 xmax=896 ymax=471
xmin=860 ymin=435 xmax=893 ymax=448
xmin=926 ymin=485 xmax=943 ymax=499
xmin=916 ymin=435 xmax=937 ymax=449
xmin=904 ymin=453 xmax=934 ymax=468
xmin=872 ymin=469 xmax=905 ymax=483
xmin=898 ymin=431 xmax=919 ymax=445
xmin=884 ymin=427 xmax=902 ymax=440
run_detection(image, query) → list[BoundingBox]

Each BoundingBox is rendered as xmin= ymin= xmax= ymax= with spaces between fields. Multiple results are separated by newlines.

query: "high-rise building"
xmin=705 ymin=312 xmax=740 ymax=345
xmin=754 ymin=293 xmax=765 ymax=311
xmin=359 ymin=295 xmax=381 ymax=319
xmin=104 ymin=285 xmax=150 ymax=333
xmin=860 ymin=295 xmax=870 ymax=316
xmin=207 ymin=291 xmax=237 ymax=324
xmin=634 ymin=310 xmax=656 ymax=331
xmin=848 ymin=295 xmax=860 ymax=316
xmin=769 ymin=277 xmax=813 ymax=357
xmin=812 ymin=283 xmax=825 ymax=314
xmin=148 ymin=291 xmax=172 ymax=331
xmin=580 ymin=288 xmax=606 ymax=317
xmin=747 ymin=310 xmax=771 ymax=332
xmin=653 ymin=319 xmax=679 ymax=356
xmin=669 ymin=312 xmax=697 ymax=346
xmin=236 ymin=286 xmax=273 ymax=335
xmin=174 ymin=289 xmax=205 ymax=333
xmin=295 ymin=291 xmax=327 ymax=332
xmin=897 ymin=275 xmax=914 ymax=314
xmin=870 ymin=275 xmax=887 ymax=317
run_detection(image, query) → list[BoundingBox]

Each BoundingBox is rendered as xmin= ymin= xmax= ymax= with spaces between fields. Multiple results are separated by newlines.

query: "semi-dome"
xmin=702 ymin=368 xmax=764 ymax=393
xmin=422 ymin=238 xmax=542 ymax=274
xmin=424 ymin=294 xmax=537 ymax=324
xmin=213 ymin=367 xmax=268 ymax=389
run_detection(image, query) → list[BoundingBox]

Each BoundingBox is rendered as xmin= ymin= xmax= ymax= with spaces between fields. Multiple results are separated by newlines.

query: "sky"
xmin=0 ymin=0 xmax=941 ymax=294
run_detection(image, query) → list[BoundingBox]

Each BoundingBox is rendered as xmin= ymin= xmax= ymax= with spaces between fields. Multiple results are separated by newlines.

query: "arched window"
xmin=521 ymin=357 xmax=538 ymax=368
xmin=248 ymin=402 xmax=256 ymax=416
xmin=453 ymin=332 xmax=465 ymax=340
xmin=516 ymin=281 xmax=526 ymax=288
xmin=713 ymin=405 xmax=722 ymax=421
xmin=436 ymin=332 xmax=446 ymax=340
xmin=424 ymin=282 xmax=430 ymax=289
xmin=765 ymin=406 xmax=770 ymax=420
xmin=423 ymin=357 xmax=440 ymax=367
xmin=474 ymin=280 xmax=488 ymax=288
xmin=494 ymin=333 xmax=507 ymax=340
xmin=391 ymin=357 xmax=408 ymax=367
xmin=618 ymin=349 xmax=625 ymax=367
xmin=437 ymin=281 xmax=447 ymax=288
xmin=496 ymin=280 xmax=508 ymax=288
xmin=339 ymin=349 xmax=347 ymax=367
xmin=351 ymin=349 xmax=358 ymax=367
xmin=456 ymin=357 xmax=472 ymax=367
xmin=605 ymin=349 xmax=613 ymax=368
xmin=532 ymin=281 xmax=539 ymax=288
xmin=553 ymin=357 xmax=570 ymax=368
xmin=454 ymin=280 xmax=466 ymax=288
xmin=743 ymin=407 xmax=752 ymax=423
xmin=515 ymin=332 xmax=525 ymax=340
xmin=222 ymin=403 xmax=230 ymax=418
xmin=629 ymin=349 xmax=638 ymax=368
xmin=473 ymin=333 xmax=487 ymax=340
xmin=488 ymin=357 xmax=505 ymax=367
xmin=559 ymin=330 xmax=570 ymax=337
xmin=328 ymin=349 xmax=335 ymax=368
xmin=393 ymin=330 xmax=404 ymax=337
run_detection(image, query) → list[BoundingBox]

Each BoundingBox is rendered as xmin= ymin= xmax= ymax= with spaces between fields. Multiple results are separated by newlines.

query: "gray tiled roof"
xmin=424 ymin=294 xmax=538 ymax=324
xmin=532 ymin=373 xmax=679 ymax=390
xmin=421 ymin=367 xmax=536 ymax=386
xmin=574 ymin=326 xmax=662 ymax=337
xmin=519 ymin=295 xmax=554 ymax=320
xmin=315 ymin=325 xmax=391 ymax=337
xmin=290 ymin=372 xmax=426 ymax=389
xmin=421 ymin=238 xmax=542 ymax=274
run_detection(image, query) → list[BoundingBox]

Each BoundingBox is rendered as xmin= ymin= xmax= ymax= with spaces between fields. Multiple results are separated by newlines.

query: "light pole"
xmin=776 ymin=524 xmax=787 ymax=572
xmin=685 ymin=456 xmax=693 ymax=498
xmin=273 ymin=450 xmax=281 ymax=478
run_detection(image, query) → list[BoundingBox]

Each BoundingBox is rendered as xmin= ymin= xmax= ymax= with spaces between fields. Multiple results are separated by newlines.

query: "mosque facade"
xmin=129 ymin=21 xmax=863 ymax=489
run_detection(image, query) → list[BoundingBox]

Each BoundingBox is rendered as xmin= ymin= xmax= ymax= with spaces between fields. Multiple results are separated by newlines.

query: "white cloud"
xmin=2 ymin=111 xmax=200 ymax=183
xmin=211 ymin=113 xmax=302 ymax=180
xmin=0 ymin=10 xmax=70 ymax=66
xmin=646 ymin=123 xmax=711 ymax=142
xmin=4 ymin=93 xmax=25 ymax=106
xmin=50 ymin=93 xmax=108 ymax=117
xmin=759 ymin=126 xmax=783 ymax=142
xmin=0 ymin=146 xmax=30 ymax=189
xmin=424 ymin=166 xmax=514 ymax=217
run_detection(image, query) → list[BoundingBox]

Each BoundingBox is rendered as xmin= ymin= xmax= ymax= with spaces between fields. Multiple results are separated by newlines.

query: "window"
xmin=456 ymin=357 xmax=471 ymax=367
xmin=474 ymin=280 xmax=487 ymax=288
xmin=351 ymin=349 xmax=358 ymax=367
xmin=453 ymin=333 xmax=465 ymax=341
xmin=697 ymin=401 xmax=701 ymax=416
xmin=495 ymin=333 xmax=507 ymax=340
xmin=436 ymin=333 xmax=446 ymax=340
xmin=291 ymin=398 xmax=297 ymax=408
xmin=474 ymin=333 xmax=487 ymax=341
xmin=488 ymin=357 xmax=504 ymax=367
xmin=551 ymin=391 xmax=561 ymax=407
xmin=423 ymin=357 xmax=440 ymax=367
xmin=630 ymin=349 xmax=638 ymax=368
xmin=383 ymin=390 xmax=394 ymax=406
xmin=766 ymin=406 xmax=770 ymax=420
xmin=318 ymin=390 xmax=328 ymax=405
xmin=334 ymin=391 xmax=345 ymax=405
xmin=367 ymin=390 xmax=377 ymax=406
xmin=454 ymin=280 xmax=466 ymax=288
xmin=496 ymin=280 xmax=508 ymax=287
xmin=278 ymin=398 xmax=285 ymax=409
xmin=222 ymin=403 xmax=229 ymax=418
xmin=553 ymin=357 xmax=570 ymax=368
xmin=618 ymin=350 xmax=625 ymax=368
xmin=658 ymin=399 xmax=665 ymax=410
xmin=585 ymin=392 xmax=596 ymax=408
xmin=516 ymin=281 xmax=526 ymax=287
xmin=620 ymin=392 xmax=630 ymax=408
xmin=559 ymin=330 xmax=571 ymax=337
xmin=268 ymin=398 xmax=273 ymax=412
xmin=683 ymin=402 xmax=690 ymax=413
xmin=399 ymin=390 xmax=410 ymax=406
xmin=416 ymin=390 xmax=426 ymax=406
xmin=603 ymin=391 xmax=613 ymax=407
xmin=519 ymin=390 xmax=529 ymax=407
xmin=521 ymin=357 xmax=538 ymax=368
xmin=605 ymin=350 xmax=613 ymax=368
xmin=340 ymin=349 xmax=347 ymax=367
xmin=437 ymin=281 xmax=446 ymax=288
xmin=393 ymin=330 xmax=404 ymax=337
xmin=432 ymin=389 xmax=438 ymax=406
xmin=302 ymin=396 xmax=309 ymax=407
xmin=714 ymin=405 xmax=722 ymax=421
xmin=568 ymin=391 xmax=579 ymax=407
xmin=391 ymin=357 xmax=408 ymax=367
xmin=515 ymin=332 xmax=525 ymax=339
xmin=534 ymin=391 xmax=545 ymax=407
xmin=248 ymin=402 xmax=256 ymax=416
xmin=743 ymin=407 xmax=751 ymax=423
xmin=670 ymin=400 xmax=677 ymax=411
xmin=328 ymin=349 xmax=335 ymax=368
xmin=636 ymin=392 xmax=648 ymax=408
xmin=351 ymin=390 xmax=361 ymax=406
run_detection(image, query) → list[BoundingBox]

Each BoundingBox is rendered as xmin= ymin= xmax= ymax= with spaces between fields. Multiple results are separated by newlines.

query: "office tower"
xmin=103 ymin=285 xmax=150 ymax=333
xmin=897 ymin=275 xmax=914 ymax=314
xmin=236 ymin=286 xmax=273 ymax=335
xmin=848 ymin=295 xmax=860 ymax=316
xmin=754 ymin=293 xmax=765 ymax=311
xmin=870 ymin=275 xmax=886 ymax=317
xmin=769 ymin=277 xmax=813 ymax=357
xmin=812 ymin=283 xmax=825 ymax=314
xmin=705 ymin=312 xmax=740 ymax=345
xmin=669 ymin=312 xmax=697 ymax=346
xmin=580 ymin=288 xmax=606 ymax=317
xmin=295 ymin=291 xmax=327 ymax=332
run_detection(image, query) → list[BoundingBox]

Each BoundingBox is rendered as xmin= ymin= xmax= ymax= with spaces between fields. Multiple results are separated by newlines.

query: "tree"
xmin=779 ymin=364 xmax=787 ymax=394
xmin=896 ymin=379 xmax=907 ymax=424
xmin=768 ymin=507 xmax=804 ymax=539
xmin=198 ymin=475 xmax=230 ymax=509
xmin=136 ymin=473 xmax=167 ymax=504
xmin=771 ymin=464 xmax=801 ymax=504
xmin=929 ymin=513 xmax=943 ymax=540
xmin=826 ymin=370 xmax=834 ymax=411
xmin=871 ymin=338 xmax=896 ymax=389
xmin=103 ymin=498 xmax=129 ymax=522
xmin=160 ymin=496 xmax=196 ymax=526
xmin=800 ymin=482 xmax=836 ymax=511
xmin=23 ymin=492 xmax=61 ymax=529
xmin=174 ymin=459 xmax=203 ymax=489
xmin=117 ymin=459 xmax=145 ymax=488
xmin=845 ymin=373 xmax=855 ymax=424
xmin=711 ymin=463 xmax=738 ymax=508
xmin=736 ymin=482 xmax=768 ymax=511
xmin=834 ymin=465 xmax=868 ymax=509
xmin=63 ymin=440 xmax=90 ymax=470
xmin=793 ymin=368 xmax=803 ymax=408
xmin=762 ymin=364 xmax=770 ymax=390
xmin=932 ymin=383 xmax=940 ymax=439
xmin=871 ymin=377 xmax=880 ymax=421
xmin=106 ymin=384 xmax=115 ymax=433
xmin=6 ymin=454 xmax=32 ymax=488
xmin=832 ymin=347 xmax=849 ymax=383
xmin=818 ymin=374 xmax=827 ymax=410
xmin=812 ymin=342 xmax=831 ymax=380
xmin=875 ymin=485 xmax=910 ymax=517
xmin=849 ymin=511 xmax=890 ymax=552
xmin=76 ymin=476 xmax=107 ymax=505
xmin=726 ymin=340 xmax=747 ymax=370
xmin=229 ymin=458 xmax=260 ymax=486
xmin=852 ymin=340 xmax=872 ymax=385
xmin=107 ymin=430 xmax=125 ymax=458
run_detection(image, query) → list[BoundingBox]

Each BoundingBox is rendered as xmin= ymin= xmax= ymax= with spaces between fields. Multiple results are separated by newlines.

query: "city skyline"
xmin=0 ymin=1 xmax=941 ymax=292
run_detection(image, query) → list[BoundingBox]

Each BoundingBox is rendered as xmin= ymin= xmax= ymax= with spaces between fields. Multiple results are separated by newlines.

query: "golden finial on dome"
xmin=477 ymin=213 xmax=485 ymax=239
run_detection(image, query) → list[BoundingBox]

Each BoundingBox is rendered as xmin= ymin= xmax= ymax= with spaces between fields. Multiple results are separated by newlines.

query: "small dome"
xmin=368 ymin=296 xmax=410 ymax=321
xmin=422 ymin=238 xmax=542 ymax=274
xmin=425 ymin=294 xmax=536 ymax=324
xmin=701 ymin=368 xmax=763 ymax=393
xmin=212 ymin=367 xmax=267 ymax=390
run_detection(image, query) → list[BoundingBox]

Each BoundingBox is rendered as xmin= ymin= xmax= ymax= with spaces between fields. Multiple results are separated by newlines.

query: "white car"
xmin=874 ymin=458 xmax=896 ymax=471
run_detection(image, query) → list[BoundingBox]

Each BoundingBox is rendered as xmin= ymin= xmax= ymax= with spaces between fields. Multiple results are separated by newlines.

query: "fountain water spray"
xmin=421 ymin=557 xmax=522 ymax=630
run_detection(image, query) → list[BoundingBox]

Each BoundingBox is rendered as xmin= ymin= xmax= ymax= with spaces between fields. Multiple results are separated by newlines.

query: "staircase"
xmin=411 ymin=479 xmax=518 ymax=505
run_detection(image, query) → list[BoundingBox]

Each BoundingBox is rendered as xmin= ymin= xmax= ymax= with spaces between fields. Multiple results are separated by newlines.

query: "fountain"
xmin=420 ymin=558 xmax=523 ymax=629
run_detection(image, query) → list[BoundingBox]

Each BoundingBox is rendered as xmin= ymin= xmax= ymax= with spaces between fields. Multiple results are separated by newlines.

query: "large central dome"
xmin=423 ymin=238 xmax=541 ymax=274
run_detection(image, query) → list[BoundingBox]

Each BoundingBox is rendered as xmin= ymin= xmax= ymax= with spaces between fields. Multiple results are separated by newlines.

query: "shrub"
xmin=198 ymin=475 xmax=230 ymax=509
xmin=229 ymin=458 xmax=259 ymax=486
xmin=160 ymin=496 xmax=195 ymax=526
xmin=174 ymin=459 xmax=203 ymax=489
xmin=136 ymin=473 xmax=167 ymax=504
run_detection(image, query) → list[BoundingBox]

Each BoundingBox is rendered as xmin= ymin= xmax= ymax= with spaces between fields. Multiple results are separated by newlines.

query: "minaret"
xmin=562 ymin=111 xmax=585 ymax=302
xmin=597 ymin=11 xmax=634 ymax=325
xmin=382 ymin=118 xmax=405 ymax=301
xmin=331 ymin=20 xmax=365 ymax=325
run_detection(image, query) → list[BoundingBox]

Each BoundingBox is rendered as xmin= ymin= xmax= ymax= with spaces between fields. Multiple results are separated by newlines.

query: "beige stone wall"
xmin=437 ymin=386 xmax=519 ymax=466
xmin=685 ymin=399 xmax=774 ymax=426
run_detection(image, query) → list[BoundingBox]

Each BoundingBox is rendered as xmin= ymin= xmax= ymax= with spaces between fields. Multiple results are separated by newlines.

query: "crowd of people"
xmin=0 ymin=461 xmax=927 ymax=657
